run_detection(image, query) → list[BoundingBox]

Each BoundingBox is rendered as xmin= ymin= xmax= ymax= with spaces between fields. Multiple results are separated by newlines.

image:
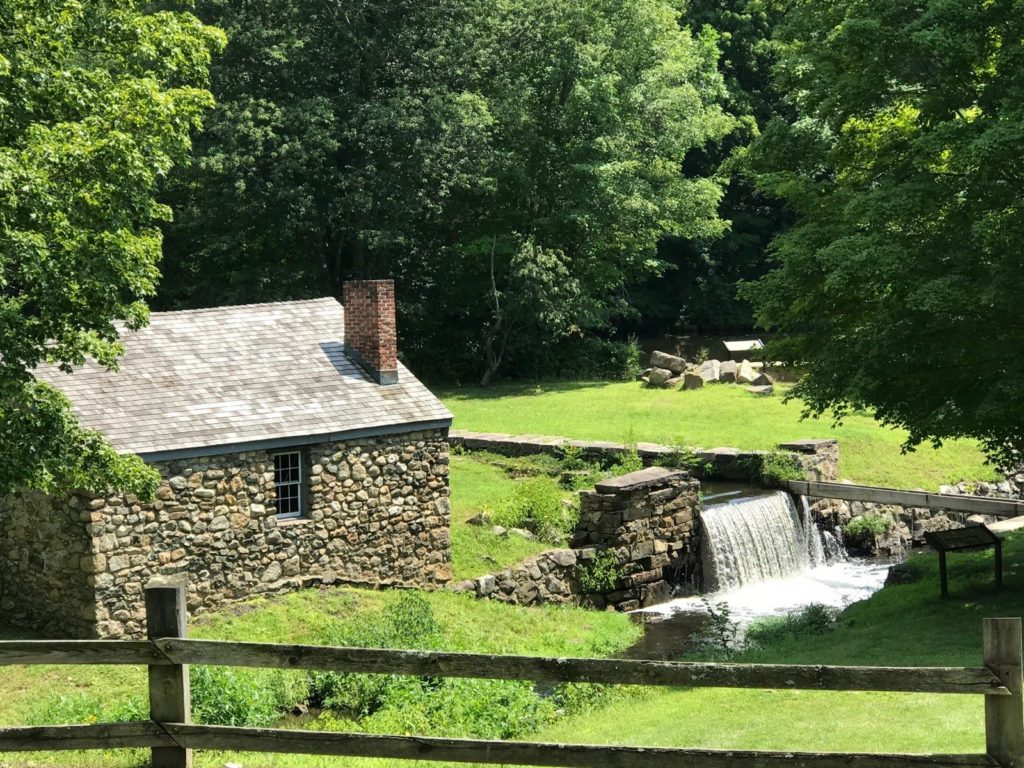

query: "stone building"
xmin=0 ymin=281 xmax=453 ymax=638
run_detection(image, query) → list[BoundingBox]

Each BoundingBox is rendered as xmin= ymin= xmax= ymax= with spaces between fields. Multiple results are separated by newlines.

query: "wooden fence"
xmin=787 ymin=481 xmax=1024 ymax=519
xmin=1 ymin=579 xmax=1022 ymax=768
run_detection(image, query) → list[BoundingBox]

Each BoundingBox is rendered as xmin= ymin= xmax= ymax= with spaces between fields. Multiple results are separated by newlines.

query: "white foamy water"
xmin=643 ymin=490 xmax=890 ymax=626
xmin=643 ymin=560 xmax=890 ymax=625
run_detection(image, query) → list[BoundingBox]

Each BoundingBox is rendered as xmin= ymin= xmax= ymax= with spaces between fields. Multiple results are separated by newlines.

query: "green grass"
xmin=449 ymin=454 xmax=550 ymax=581
xmin=440 ymin=380 xmax=998 ymax=489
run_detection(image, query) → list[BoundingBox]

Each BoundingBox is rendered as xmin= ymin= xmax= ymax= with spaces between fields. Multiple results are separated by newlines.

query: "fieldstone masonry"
xmin=455 ymin=467 xmax=700 ymax=611
xmin=0 ymin=429 xmax=452 ymax=638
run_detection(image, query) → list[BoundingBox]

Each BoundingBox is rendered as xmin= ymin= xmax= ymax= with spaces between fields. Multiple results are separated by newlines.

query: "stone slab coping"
xmin=778 ymin=438 xmax=839 ymax=453
xmin=594 ymin=466 xmax=687 ymax=494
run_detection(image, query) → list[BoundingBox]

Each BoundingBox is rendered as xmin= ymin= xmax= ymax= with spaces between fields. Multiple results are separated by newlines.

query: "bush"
xmin=843 ymin=513 xmax=889 ymax=539
xmin=609 ymin=446 xmax=644 ymax=476
xmin=575 ymin=550 xmax=622 ymax=593
xmin=308 ymin=593 xmax=441 ymax=716
xmin=493 ymin=478 xmax=577 ymax=543
xmin=746 ymin=604 xmax=838 ymax=648
xmin=755 ymin=450 xmax=805 ymax=486
xmin=191 ymin=666 xmax=300 ymax=727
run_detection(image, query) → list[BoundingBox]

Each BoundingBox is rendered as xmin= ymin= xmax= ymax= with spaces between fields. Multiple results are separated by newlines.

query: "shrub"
xmin=609 ymin=446 xmax=644 ymax=475
xmin=691 ymin=598 xmax=741 ymax=658
xmin=575 ymin=550 xmax=622 ymax=593
xmin=191 ymin=666 xmax=300 ymax=727
xmin=747 ymin=604 xmax=838 ymax=648
xmin=843 ymin=513 xmax=889 ymax=539
xmin=308 ymin=593 xmax=441 ymax=716
xmin=657 ymin=442 xmax=711 ymax=474
xmin=493 ymin=478 xmax=577 ymax=543
xmin=755 ymin=450 xmax=804 ymax=486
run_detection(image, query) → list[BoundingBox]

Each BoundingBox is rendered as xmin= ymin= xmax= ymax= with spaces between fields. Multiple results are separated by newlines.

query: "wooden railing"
xmin=1 ymin=579 xmax=1022 ymax=768
xmin=787 ymin=480 xmax=1024 ymax=519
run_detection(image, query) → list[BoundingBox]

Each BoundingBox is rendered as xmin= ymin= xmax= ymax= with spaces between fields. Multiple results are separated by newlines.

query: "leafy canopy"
xmin=0 ymin=0 xmax=224 ymax=497
xmin=161 ymin=0 xmax=735 ymax=382
xmin=744 ymin=0 xmax=1024 ymax=466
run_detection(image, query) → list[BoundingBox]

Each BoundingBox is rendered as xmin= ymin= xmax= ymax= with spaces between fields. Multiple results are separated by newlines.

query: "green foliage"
xmin=657 ymin=442 xmax=712 ymax=474
xmin=493 ymin=478 xmax=578 ymax=543
xmin=0 ymin=0 xmax=223 ymax=497
xmin=161 ymin=0 xmax=735 ymax=383
xmin=575 ymin=550 xmax=622 ymax=594
xmin=308 ymin=593 xmax=441 ymax=716
xmin=191 ymin=666 xmax=299 ymax=727
xmin=630 ymin=0 xmax=792 ymax=337
xmin=744 ymin=0 xmax=1024 ymax=467
xmin=692 ymin=597 xmax=741 ymax=658
xmin=843 ymin=514 xmax=890 ymax=540
xmin=370 ymin=677 xmax=558 ymax=740
xmin=26 ymin=691 xmax=146 ymax=725
xmin=609 ymin=443 xmax=645 ymax=476
xmin=746 ymin=604 xmax=838 ymax=648
xmin=756 ymin=450 xmax=805 ymax=486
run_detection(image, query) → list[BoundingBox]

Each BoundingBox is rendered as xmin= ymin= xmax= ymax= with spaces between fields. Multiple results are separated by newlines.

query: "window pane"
xmin=273 ymin=452 xmax=303 ymax=517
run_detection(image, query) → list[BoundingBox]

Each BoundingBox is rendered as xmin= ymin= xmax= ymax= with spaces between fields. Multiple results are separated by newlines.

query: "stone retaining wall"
xmin=449 ymin=430 xmax=839 ymax=483
xmin=454 ymin=467 xmax=700 ymax=611
xmin=0 ymin=429 xmax=452 ymax=638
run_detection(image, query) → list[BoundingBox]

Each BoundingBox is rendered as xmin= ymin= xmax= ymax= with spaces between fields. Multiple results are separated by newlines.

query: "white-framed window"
xmin=272 ymin=451 xmax=304 ymax=519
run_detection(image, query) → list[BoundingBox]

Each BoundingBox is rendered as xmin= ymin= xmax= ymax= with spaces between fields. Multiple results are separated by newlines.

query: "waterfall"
xmin=701 ymin=491 xmax=843 ymax=592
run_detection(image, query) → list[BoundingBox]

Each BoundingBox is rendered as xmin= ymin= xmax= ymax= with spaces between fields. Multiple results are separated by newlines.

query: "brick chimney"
xmin=343 ymin=280 xmax=399 ymax=385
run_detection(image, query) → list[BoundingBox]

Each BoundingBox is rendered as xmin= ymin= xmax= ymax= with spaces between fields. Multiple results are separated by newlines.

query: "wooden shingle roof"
xmin=34 ymin=298 xmax=452 ymax=459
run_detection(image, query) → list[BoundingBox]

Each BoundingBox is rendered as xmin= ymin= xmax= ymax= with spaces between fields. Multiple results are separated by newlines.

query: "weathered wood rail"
xmin=788 ymin=480 xmax=1024 ymax=519
xmin=1 ymin=579 xmax=1022 ymax=768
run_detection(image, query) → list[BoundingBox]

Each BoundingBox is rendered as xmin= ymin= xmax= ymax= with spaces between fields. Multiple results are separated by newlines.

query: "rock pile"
xmin=639 ymin=350 xmax=775 ymax=395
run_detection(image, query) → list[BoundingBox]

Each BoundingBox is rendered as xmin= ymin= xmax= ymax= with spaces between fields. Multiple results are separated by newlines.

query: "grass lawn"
xmin=440 ymin=380 xmax=998 ymax=489
xmin=449 ymin=454 xmax=550 ymax=581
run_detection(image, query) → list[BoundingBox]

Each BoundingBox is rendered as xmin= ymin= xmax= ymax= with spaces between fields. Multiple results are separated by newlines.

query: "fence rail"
xmin=788 ymin=481 xmax=1024 ymax=518
xmin=0 ymin=578 xmax=1022 ymax=768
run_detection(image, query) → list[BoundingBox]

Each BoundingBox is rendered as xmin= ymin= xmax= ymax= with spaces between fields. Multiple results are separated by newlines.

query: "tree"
xmin=744 ymin=0 xmax=1024 ymax=465
xmin=629 ymin=0 xmax=793 ymax=337
xmin=160 ymin=0 xmax=735 ymax=383
xmin=0 ymin=0 xmax=224 ymax=497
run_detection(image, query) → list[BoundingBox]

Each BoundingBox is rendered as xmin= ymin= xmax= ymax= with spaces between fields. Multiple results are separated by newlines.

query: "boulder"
xmin=665 ymin=375 xmax=683 ymax=388
xmin=746 ymin=385 xmax=774 ymax=396
xmin=683 ymin=372 xmax=704 ymax=390
xmin=698 ymin=359 xmax=721 ymax=383
xmin=649 ymin=350 xmax=687 ymax=374
xmin=752 ymin=371 xmax=775 ymax=386
xmin=737 ymin=359 xmax=757 ymax=385
xmin=648 ymin=367 xmax=673 ymax=386
xmin=636 ymin=367 xmax=652 ymax=381
xmin=719 ymin=360 xmax=737 ymax=383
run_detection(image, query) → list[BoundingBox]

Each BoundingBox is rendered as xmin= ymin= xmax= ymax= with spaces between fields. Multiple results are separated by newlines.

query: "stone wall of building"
xmin=0 ymin=429 xmax=452 ymax=639
xmin=0 ymin=489 xmax=98 ymax=637
xmin=455 ymin=467 xmax=700 ymax=612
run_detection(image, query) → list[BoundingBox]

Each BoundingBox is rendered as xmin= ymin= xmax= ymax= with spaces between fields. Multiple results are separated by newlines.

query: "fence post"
xmin=146 ymin=578 xmax=192 ymax=768
xmin=985 ymin=617 xmax=1024 ymax=768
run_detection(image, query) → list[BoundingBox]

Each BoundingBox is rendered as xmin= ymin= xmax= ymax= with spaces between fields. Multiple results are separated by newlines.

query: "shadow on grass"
xmin=434 ymin=379 xmax=621 ymax=402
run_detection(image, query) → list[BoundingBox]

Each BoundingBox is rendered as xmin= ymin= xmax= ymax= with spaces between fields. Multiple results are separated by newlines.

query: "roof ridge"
xmin=148 ymin=297 xmax=339 ymax=319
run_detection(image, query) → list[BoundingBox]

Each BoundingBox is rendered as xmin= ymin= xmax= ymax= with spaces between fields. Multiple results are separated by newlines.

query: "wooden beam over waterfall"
xmin=787 ymin=481 xmax=1024 ymax=519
